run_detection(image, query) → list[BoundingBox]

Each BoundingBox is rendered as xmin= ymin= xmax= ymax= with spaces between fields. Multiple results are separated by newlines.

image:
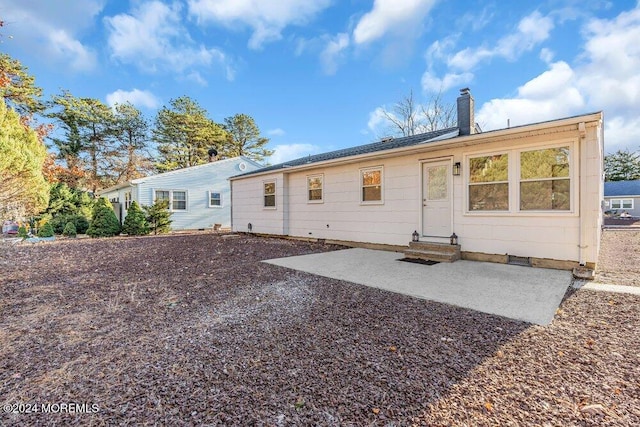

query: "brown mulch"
xmin=596 ymin=229 xmax=640 ymax=286
xmin=1 ymin=233 xmax=638 ymax=426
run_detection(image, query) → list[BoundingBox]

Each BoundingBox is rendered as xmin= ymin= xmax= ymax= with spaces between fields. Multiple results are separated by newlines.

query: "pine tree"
xmin=143 ymin=200 xmax=172 ymax=235
xmin=122 ymin=201 xmax=149 ymax=236
xmin=86 ymin=197 xmax=121 ymax=238
xmin=37 ymin=222 xmax=54 ymax=237
xmin=62 ymin=221 xmax=77 ymax=237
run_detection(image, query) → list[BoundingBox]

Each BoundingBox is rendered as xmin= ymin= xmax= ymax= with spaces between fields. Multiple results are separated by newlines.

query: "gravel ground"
xmin=0 ymin=233 xmax=638 ymax=426
xmin=596 ymin=229 xmax=640 ymax=286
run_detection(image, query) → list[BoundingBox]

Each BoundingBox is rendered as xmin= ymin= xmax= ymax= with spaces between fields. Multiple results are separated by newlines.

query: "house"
xmin=100 ymin=156 xmax=262 ymax=230
xmin=604 ymin=180 xmax=640 ymax=217
xmin=230 ymin=89 xmax=604 ymax=270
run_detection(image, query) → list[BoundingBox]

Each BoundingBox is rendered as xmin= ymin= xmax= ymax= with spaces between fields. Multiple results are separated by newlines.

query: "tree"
xmin=604 ymin=149 xmax=640 ymax=181
xmin=48 ymin=91 xmax=116 ymax=192
xmin=221 ymin=113 xmax=272 ymax=162
xmin=144 ymin=200 xmax=172 ymax=235
xmin=0 ymin=98 xmax=49 ymax=219
xmin=37 ymin=222 xmax=54 ymax=238
xmin=153 ymin=96 xmax=227 ymax=172
xmin=110 ymin=102 xmax=154 ymax=182
xmin=379 ymin=89 xmax=456 ymax=137
xmin=0 ymin=53 xmax=45 ymax=116
xmin=86 ymin=197 xmax=121 ymax=238
xmin=122 ymin=201 xmax=149 ymax=236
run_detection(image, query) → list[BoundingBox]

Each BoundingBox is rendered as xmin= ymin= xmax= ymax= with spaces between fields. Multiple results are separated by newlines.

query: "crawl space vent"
xmin=507 ymin=255 xmax=531 ymax=267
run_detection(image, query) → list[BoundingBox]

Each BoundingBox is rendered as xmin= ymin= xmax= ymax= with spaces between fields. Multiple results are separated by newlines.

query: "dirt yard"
xmin=596 ymin=229 xmax=640 ymax=286
xmin=1 ymin=233 xmax=638 ymax=426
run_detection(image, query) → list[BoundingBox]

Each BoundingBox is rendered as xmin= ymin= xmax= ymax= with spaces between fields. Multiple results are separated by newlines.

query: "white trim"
xmin=306 ymin=174 xmax=324 ymax=204
xmin=208 ymin=190 xmax=223 ymax=208
xmin=359 ymin=166 xmax=384 ymax=205
xmin=263 ymin=180 xmax=277 ymax=209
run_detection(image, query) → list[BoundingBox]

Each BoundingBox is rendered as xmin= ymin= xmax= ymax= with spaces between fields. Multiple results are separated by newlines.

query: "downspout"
xmin=578 ymin=122 xmax=587 ymax=266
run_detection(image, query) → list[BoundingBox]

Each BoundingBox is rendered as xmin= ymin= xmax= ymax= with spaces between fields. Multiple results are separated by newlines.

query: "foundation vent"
xmin=508 ymin=255 xmax=532 ymax=267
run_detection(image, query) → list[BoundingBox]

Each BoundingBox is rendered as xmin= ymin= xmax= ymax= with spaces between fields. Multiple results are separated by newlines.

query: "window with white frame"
xmin=307 ymin=174 xmax=323 ymax=202
xmin=360 ymin=166 xmax=383 ymax=203
xmin=468 ymin=153 xmax=509 ymax=211
xmin=263 ymin=181 xmax=276 ymax=208
xmin=611 ymin=199 xmax=633 ymax=210
xmin=519 ymin=146 xmax=570 ymax=210
xmin=124 ymin=192 xmax=132 ymax=209
xmin=154 ymin=190 xmax=187 ymax=211
xmin=172 ymin=191 xmax=187 ymax=210
xmin=209 ymin=191 xmax=222 ymax=207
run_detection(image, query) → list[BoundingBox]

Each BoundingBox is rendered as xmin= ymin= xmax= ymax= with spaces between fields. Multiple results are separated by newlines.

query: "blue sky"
xmin=2 ymin=0 xmax=639 ymax=164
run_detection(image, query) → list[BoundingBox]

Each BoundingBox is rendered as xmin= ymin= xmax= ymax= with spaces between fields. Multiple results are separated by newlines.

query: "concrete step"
xmin=404 ymin=247 xmax=460 ymax=263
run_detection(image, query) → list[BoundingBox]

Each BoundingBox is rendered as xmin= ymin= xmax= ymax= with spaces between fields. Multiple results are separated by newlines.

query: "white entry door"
xmin=422 ymin=160 xmax=452 ymax=237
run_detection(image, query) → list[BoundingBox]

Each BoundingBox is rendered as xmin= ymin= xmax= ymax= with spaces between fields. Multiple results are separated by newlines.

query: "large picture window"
xmin=307 ymin=174 xmax=323 ymax=202
xmin=468 ymin=154 xmax=509 ymax=211
xmin=361 ymin=167 xmax=383 ymax=203
xmin=519 ymin=147 xmax=570 ymax=210
xmin=263 ymin=181 xmax=276 ymax=208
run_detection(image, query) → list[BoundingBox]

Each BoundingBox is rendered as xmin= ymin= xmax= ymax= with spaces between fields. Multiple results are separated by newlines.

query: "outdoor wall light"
xmin=452 ymin=162 xmax=461 ymax=176
xmin=248 ymin=223 xmax=253 ymax=232
xmin=412 ymin=230 xmax=420 ymax=242
xmin=450 ymin=233 xmax=458 ymax=245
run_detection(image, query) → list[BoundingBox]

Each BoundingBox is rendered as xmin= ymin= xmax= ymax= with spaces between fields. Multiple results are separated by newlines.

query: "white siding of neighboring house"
xmin=604 ymin=196 xmax=640 ymax=217
xmin=111 ymin=157 xmax=262 ymax=230
xmin=232 ymin=115 xmax=603 ymax=266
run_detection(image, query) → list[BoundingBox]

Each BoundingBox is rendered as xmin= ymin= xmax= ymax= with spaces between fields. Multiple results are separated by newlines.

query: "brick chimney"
xmin=208 ymin=148 xmax=218 ymax=162
xmin=457 ymin=87 xmax=475 ymax=136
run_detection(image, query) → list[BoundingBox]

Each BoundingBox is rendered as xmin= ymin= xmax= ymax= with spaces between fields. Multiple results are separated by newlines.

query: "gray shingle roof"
xmin=604 ymin=180 xmax=640 ymax=197
xmin=235 ymin=127 xmax=459 ymax=177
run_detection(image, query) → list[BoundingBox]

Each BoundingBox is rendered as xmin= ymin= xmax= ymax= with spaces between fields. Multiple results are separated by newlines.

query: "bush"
xmin=50 ymin=214 xmax=90 ymax=234
xmin=17 ymin=225 xmax=28 ymax=238
xmin=86 ymin=197 xmax=121 ymax=238
xmin=122 ymin=201 xmax=149 ymax=236
xmin=37 ymin=222 xmax=54 ymax=237
xmin=144 ymin=199 xmax=172 ymax=235
xmin=62 ymin=221 xmax=77 ymax=237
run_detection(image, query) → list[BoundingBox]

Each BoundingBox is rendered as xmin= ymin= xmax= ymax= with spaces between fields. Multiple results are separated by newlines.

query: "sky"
xmin=1 ymin=0 xmax=639 ymax=164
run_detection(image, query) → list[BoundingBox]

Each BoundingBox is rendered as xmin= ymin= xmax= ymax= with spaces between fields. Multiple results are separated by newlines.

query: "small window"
xmin=264 ymin=181 xmax=276 ymax=208
xmin=468 ymin=154 xmax=509 ymax=211
xmin=209 ymin=191 xmax=222 ymax=207
xmin=307 ymin=174 xmax=323 ymax=203
xmin=361 ymin=167 xmax=383 ymax=203
xmin=172 ymin=191 xmax=187 ymax=210
xmin=520 ymin=147 xmax=570 ymax=211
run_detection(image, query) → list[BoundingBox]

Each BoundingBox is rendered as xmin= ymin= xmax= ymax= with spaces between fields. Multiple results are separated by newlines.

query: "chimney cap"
xmin=459 ymin=87 xmax=471 ymax=96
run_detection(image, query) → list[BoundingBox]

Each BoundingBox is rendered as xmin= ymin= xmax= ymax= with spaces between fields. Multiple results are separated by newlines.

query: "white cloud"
xmin=421 ymin=70 xmax=473 ymax=93
xmin=105 ymin=1 xmax=233 ymax=81
xmin=320 ymin=33 xmax=350 ymax=75
xmin=367 ymin=107 xmax=388 ymax=136
xmin=187 ymin=0 xmax=331 ymax=50
xmin=106 ymin=89 xmax=160 ymax=109
xmin=0 ymin=0 xmax=102 ymax=71
xmin=268 ymin=143 xmax=320 ymax=164
xmin=476 ymin=4 xmax=640 ymax=153
xmin=353 ymin=0 xmax=438 ymax=45
xmin=267 ymin=128 xmax=286 ymax=136
xmin=448 ymin=11 xmax=554 ymax=71
xmin=476 ymin=61 xmax=584 ymax=130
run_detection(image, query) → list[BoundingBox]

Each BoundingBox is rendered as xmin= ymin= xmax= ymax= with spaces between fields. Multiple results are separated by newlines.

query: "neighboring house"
xmin=604 ymin=180 xmax=640 ymax=217
xmin=230 ymin=89 xmax=604 ymax=269
xmin=100 ymin=156 xmax=262 ymax=230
